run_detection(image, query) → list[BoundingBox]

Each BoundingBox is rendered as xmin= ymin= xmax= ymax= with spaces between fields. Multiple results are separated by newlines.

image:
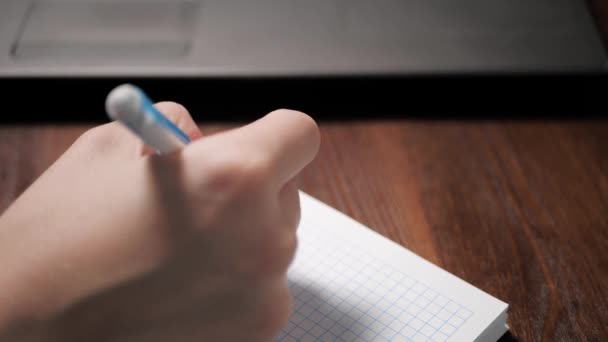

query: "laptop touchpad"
xmin=12 ymin=1 xmax=200 ymax=61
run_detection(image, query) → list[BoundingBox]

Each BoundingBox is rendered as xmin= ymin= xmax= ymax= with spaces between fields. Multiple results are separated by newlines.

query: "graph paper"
xmin=275 ymin=192 xmax=508 ymax=342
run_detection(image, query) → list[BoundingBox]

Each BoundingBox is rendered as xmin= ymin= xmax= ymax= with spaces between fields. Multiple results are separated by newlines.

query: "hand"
xmin=0 ymin=103 xmax=320 ymax=341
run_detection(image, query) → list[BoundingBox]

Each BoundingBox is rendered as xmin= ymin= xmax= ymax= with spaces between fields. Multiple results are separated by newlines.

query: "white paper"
xmin=276 ymin=191 xmax=508 ymax=342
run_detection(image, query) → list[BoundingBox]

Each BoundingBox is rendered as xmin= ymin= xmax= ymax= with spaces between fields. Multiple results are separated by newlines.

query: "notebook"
xmin=275 ymin=191 xmax=509 ymax=342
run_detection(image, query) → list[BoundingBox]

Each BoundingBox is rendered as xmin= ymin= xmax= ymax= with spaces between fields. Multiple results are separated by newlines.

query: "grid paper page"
xmin=275 ymin=192 xmax=508 ymax=342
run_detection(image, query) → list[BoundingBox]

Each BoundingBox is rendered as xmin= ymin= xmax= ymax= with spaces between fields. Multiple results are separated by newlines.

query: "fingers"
xmin=279 ymin=178 xmax=301 ymax=231
xmin=154 ymin=102 xmax=203 ymax=141
xmin=190 ymin=109 xmax=320 ymax=189
xmin=82 ymin=101 xmax=200 ymax=158
xmin=247 ymin=109 xmax=320 ymax=187
xmin=139 ymin=102 xmax=203 ymax=156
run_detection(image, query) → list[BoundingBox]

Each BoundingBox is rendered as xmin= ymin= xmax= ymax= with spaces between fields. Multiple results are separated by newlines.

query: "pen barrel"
xmin=125 ymin=117 xmax=187 ymax=154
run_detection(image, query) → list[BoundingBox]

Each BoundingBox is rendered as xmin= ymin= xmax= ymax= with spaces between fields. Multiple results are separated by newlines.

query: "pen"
xmin=105 ymin=83 xmax=191 ymax=154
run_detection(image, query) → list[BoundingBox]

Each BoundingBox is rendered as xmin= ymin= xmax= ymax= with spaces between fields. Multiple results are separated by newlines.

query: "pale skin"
xmin=0 ymin=103 xmax=320 ymax=341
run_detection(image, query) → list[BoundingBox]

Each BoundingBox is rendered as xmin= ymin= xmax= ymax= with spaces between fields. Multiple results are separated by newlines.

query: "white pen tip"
xmin=105 ymin=84 xmax=142 ymax=123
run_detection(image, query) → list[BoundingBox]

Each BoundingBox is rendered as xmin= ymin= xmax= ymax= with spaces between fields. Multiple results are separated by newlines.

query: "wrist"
xmin=0 ymin=198 xmax=175 ymax=333
xmin=0 ymin=206 xmax=93 ymax=331
xmin=0 ymin=248 xmax=45 ymax=335
xmin=0 ymin=222 xmax=60 ymax=332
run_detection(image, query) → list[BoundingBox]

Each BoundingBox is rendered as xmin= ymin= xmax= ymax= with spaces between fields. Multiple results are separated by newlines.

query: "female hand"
xmin=0 ymin=103 xmax=320 ymax=341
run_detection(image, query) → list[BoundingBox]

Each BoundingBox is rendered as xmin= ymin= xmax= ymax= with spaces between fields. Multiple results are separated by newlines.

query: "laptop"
xmin=0 ymin=0 xmax=605 ymax=122
xmin=0 ymin=0 xmax=605 ymax=77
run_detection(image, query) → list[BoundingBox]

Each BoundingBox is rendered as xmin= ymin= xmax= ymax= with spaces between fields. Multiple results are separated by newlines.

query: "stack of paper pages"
xmin=275 ymin=192 xmax=509 ymax=342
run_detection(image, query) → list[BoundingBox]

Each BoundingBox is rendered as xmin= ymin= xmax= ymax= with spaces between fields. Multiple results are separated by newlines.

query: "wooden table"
xmin=1 ymin=120 xmax=607 ymax=341
xmin=2 ymin=3 xmax=608 ymax=340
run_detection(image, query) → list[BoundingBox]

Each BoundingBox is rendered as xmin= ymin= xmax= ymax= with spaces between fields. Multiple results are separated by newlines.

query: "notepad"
xmin=275 ymin=191 xmax=509 ymax=342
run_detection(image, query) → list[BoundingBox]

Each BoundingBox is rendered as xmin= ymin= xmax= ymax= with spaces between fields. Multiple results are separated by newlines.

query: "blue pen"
xmin=105 ymin=83 xmax=190 ymax=154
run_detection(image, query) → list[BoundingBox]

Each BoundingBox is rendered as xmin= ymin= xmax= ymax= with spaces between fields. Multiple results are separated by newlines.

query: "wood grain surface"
xmin=1 ymin=120 xmax=607 ymax=341
xmin=1 ymin=3 xmax=607 ymax=341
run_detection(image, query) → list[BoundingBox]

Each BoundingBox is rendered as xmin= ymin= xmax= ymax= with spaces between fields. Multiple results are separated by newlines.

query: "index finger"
xmin=192 ymin=109 xmax=320 ymax=188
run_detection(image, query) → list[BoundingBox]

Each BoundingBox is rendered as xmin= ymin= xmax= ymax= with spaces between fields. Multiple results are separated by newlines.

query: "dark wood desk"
xmin=1 ymin=120 xmax=607 ymax=341
xmin=1 ymin=3 xmax=608 ymax=341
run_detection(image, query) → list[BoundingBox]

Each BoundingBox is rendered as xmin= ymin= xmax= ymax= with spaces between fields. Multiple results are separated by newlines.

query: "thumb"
xmin=184 ymin=109 xmax=320 ymax=190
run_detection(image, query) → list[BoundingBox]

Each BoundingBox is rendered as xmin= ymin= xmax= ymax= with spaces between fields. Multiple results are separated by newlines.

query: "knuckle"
xmin=206 ymin=152 xmax=272 ymax=197
xmin=283 ymin=234 xmax=298 ymax=264
xmin=252 ymin=232 xmax=297 ymax=276
xmin=257 ymin=285 xmax=292 ymax=336
xmin=238 ymin=156 xmax=273 ymax=191
xmin=74 ymin=124 xmax=117 ymax=151
xmin=281 ymin=186 xmax=302 ymax=230
xmin=289 ymin=206 xmax=301 ymax=231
